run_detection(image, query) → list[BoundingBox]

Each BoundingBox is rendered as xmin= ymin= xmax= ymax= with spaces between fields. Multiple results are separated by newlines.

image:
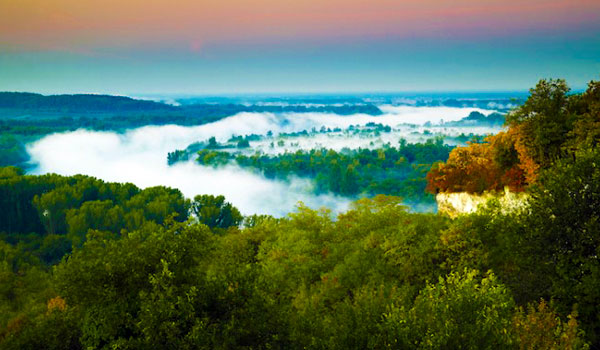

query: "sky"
xmin=1 ymin=0 xmax=599 ymax=94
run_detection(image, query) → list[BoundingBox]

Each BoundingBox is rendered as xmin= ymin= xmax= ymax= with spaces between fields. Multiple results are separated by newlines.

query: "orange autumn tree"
xmin=427 ymin=78 xmax=597 ymax=195
xmin=426 ymin=131 xmax=526 ymax=194
xmin=507 ymin=125 xmax=540 ymax=185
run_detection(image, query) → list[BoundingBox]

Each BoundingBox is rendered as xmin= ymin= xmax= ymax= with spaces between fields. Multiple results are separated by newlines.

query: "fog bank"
xmin=26 ymin=106 xmax=496 ymax=216
xmin=27 ymin=129 xmax=351 ymax=216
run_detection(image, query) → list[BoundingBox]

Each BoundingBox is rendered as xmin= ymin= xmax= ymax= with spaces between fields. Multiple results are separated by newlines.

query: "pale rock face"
xmin=436 ymin=187 xmax=528 ymax=218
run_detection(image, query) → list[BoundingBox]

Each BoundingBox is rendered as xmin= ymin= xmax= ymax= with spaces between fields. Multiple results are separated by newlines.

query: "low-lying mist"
xmin=27 ymin=106 xmax=497 ymax=216
xmin=27 ymin=129 xmax=351 ymax=216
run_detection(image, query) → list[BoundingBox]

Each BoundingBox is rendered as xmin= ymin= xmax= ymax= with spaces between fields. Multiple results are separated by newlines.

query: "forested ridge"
xmin=0 ymin=79 xmax=599 ymax=349
xmin=0 ymin=92 xmax=384 ymax=117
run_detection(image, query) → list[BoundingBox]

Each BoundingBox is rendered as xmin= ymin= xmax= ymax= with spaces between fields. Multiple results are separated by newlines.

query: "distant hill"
xmin=0 ymin=92 xmax=177 ymax=117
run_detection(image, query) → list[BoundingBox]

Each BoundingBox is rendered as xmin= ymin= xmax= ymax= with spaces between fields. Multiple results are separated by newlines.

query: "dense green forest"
xmin=0 ymin=79 xmax=599 ymax=349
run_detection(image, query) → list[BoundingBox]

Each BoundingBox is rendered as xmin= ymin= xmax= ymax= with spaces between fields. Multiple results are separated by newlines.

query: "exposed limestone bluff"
xmin=436 ymin=187 xmax=528 ymax=217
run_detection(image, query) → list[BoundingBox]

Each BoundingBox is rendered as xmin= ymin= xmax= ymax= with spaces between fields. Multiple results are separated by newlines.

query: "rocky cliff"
xmin=436 ymin=187 xmax=528 ymax=217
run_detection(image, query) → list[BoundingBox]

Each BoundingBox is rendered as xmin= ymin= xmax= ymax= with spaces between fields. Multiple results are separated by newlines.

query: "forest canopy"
xmin=0 ymin=79 xmax=599 ymax=349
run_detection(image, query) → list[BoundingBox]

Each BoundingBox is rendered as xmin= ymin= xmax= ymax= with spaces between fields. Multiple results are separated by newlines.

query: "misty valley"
xmin=3 ymin=93 xmax=508 ymax=215
xmin=2 ymin=81 xmax=600 ymax=349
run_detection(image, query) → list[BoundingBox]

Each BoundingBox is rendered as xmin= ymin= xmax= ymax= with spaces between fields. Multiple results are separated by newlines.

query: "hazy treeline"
xmin=0 ymin=92 xmax=384 ymax=118
xmin=0 ymin=102 xmax=382 ymax=135
xmin=0 ymin=92 xmax=382 ymax=168
xmin=0 ymin=134 xmax=28 ymax=167
xmin=440 ymin=110 xmax=505 ymax=127
xmin=177 ymin=93 xmax=525 ymax=114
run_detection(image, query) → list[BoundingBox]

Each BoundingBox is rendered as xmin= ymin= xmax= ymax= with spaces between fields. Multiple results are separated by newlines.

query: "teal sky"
xmin=1 ymin=1 xmax=599 ymax=94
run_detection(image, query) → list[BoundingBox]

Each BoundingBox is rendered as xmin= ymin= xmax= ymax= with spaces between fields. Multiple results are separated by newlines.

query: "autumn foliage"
xmin=426 ymin=131 xmax=526 ymax=194
xmin=513 ymin=300 xmax=588 ymax=350
xmin=428 ymin=79 xmax=600 ymax=194
xmin=46 ymin=297 xmax=67 ymax=313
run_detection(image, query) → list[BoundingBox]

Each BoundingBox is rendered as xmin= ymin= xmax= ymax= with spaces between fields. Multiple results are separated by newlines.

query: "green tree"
xmin=191 ymin=195 xmax=242 ymax=229
xmin=382 ymin=269 xmax=516 ymax=349
xmin=65 ymin=200 xmax=125 ymax=246
xmin=53 ymin=223 xmax=216 ymax=349
xmin=237 ymin=139 xmax=250 ymax=148
xmin=506 ymin=79 xmax=572 ymax=168
xmin=567 ymin=80 xmax=600 ymax=151
xmin=207 ymin=136 xmax=218 ymax=149
xmin=520 ymin=148 xmax=600 ymax=344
